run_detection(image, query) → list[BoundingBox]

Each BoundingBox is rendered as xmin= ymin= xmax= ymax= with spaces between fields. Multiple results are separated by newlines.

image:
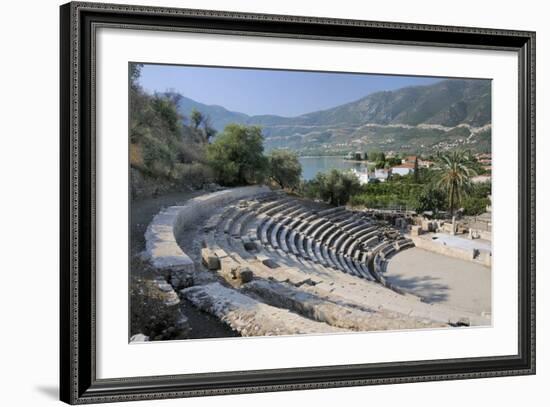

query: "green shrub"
xmin=349 ymin=182 xmax=423 ymax=210
xmin=462 ymin=196 xmax=490 ymax=216
xmin=415 ymin=185 xmax=447 ymax=213
xmin=171 ymin=162 xmax=214 ymax=188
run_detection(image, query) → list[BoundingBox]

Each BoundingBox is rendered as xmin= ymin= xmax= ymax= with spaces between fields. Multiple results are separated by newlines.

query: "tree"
xmin=337 ymin=171 xmax=362 ymax=206
xmin=190 ymin=108 xmax=204 ymax=129
xmin=369 ymin=151 xmax=385 ymax=163
xmin=415 ymin=185 xmax=447 ymax=213
xmin=462 ymin=196 xmax=490 ymax=216
xmin=386 ymin=157 xmax=402 ymax=167
xmin=202 ymin=115 xmax=217 ymax=143
xmin=436 ymin=151 xmax=477 ymax=216
xmin=206 ymin=124 xmax=268 ymax=186
xmin=151 ymin=95 xmax=181 ymax=134
xmin=267 ymin=149 xmax=302 ymax=190
xmin=307 ymin=169 xmax=361 ymax=206
xmin=129 ymin=63 xmax=143 ymax=90
xmin=375 ymin=160 xmax=386 ymax=169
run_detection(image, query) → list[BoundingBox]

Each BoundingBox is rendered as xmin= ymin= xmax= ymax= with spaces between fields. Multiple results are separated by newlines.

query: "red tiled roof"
xmin=393 ymin=162 xmax=415 ymax=169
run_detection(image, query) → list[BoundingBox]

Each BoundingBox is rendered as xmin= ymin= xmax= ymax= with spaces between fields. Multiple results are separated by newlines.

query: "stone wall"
xmin=411 ymin=235 xmax=491 ymax=267
xmin=144 ymin=185 xmax=271 ymax=276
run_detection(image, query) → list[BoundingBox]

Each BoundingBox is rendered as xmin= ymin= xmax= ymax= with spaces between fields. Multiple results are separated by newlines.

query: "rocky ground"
xmin=130 ymin=189 xmax=238 ymax=341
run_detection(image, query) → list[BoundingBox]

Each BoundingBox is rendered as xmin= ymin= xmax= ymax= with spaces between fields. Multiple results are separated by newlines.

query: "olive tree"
xmin=267 ymin=149 xmax=302 ymax=190
xmin=206 ymin=124 xmax=268 ymax=186
xmin=307 ymin=169 xmax=361 ymax=206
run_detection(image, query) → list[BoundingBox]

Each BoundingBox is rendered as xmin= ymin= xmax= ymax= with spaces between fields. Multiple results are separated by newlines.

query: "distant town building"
xmin=351 ymin=168 xmax=370 ymax=185
xmin=475 ymin=153 xmax=492 ymax=166
xmin=472 ymin=175 xmax=491 ymax=184
xmin=351 ymin=167 xmax=392 ymax=184
xmin=418 ymin=159 xmax=434 ymax=168
xmin=391 ymin=162 xmax=415 ymax=176
xmin=374 ymin=168 xmax=391 ymax=182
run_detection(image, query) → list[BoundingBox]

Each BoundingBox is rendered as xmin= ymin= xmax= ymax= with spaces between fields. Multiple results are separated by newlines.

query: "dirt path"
xmin=130 ymin=190 xmax=202 ymax=255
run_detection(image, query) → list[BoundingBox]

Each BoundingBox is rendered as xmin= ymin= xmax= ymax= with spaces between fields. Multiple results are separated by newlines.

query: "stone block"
xmin=256 ymin=254 xmax=278 ymax=268
xmin=213 ymin=248 xmax=228 ymax=259
xmin=170 ymin=269 xmax=194 ymax=289
xmin=395 ymin=218 xmax=408 ymax=230
xmin=201 ymin=247 xmax=220 ymax=270
xmin=410 ymin=225 xmax=422 ymax=236
xmin=243 ymin=241 xmax=258 ymax=252
xmin=421 ymin=219 xmax=435 ymax=232
xmin=164 ymin=290 xmax=181 ymax=307
xmin=237 ymin=267 xmax=254 ymax=283
xmin=220 ymin=257 xmax=240 ymax=277
xmin=130 ymin=333 xmax=150 ymax=342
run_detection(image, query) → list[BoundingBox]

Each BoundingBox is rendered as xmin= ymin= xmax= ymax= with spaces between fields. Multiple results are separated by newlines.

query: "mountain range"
xmin=173 ymin=79 xmax=492 ymax=155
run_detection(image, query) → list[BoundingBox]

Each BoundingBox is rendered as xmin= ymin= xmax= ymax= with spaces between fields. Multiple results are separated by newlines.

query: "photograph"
xmin=55 ymin=1 xmax=536 ymax=404
xmin=130 ymin=63 xmax=493 ymax=342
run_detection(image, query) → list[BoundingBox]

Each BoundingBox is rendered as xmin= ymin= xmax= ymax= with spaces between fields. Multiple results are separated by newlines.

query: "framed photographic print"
xmin=60 ymin=1 xmax=536 ymax=404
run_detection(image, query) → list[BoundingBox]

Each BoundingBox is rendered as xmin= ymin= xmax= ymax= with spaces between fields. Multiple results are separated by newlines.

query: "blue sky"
xmin=138 ymin=64 xmax=442 ymax=117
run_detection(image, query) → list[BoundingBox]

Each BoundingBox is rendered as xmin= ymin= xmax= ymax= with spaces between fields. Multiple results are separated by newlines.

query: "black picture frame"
xmin=60 ymin=1 xmax=536 ymax=404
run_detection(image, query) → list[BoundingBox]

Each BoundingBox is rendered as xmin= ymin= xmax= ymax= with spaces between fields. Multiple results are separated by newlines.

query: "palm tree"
xmin=436 ymin=151 xmax=477 ymax=217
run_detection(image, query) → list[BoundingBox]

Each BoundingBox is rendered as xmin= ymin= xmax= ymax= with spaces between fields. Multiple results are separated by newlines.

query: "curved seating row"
xmin=202 ymin=195 xmax=416 ymax=288
xmin=238 ymin=199 xmax=376 ymax=280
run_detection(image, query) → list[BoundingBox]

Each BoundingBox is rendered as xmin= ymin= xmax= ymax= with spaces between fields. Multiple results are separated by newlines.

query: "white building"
xmin=391 ymin=163 xmax=415 ymax=176
xmin=351 ymin=168 xmax=370 ymax=185
xmin=374 ymin=168 xmax=391 ymax=182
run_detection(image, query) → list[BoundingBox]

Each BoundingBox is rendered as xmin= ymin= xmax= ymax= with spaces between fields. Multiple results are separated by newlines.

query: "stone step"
xmin=182 ymin=283 xmax=344 ymax=336
xmin=242 ymin=280 xmax=442 ymax=331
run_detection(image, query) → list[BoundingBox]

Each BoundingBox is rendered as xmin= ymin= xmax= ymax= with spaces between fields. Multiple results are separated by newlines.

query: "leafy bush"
xmin=415 ymin=185 xmax=447 ymax=213
xmin=469 ymin=181 xmax=491 ymax=199
xmin=349 ymin=182 xmax=423 ymax=210
xmin=462 ymin=196 xmax=490 ymax=216
xmin=171 ymin=162 xmax=214 ymax=188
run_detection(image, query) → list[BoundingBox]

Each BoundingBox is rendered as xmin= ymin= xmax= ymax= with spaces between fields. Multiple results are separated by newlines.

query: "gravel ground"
xmin=384 ymin=247 xmax=492 ymax=316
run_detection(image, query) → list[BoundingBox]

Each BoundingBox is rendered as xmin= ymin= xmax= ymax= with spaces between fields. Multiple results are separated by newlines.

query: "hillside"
xmin=129 ymin=82 xmax=214 ymax=199
xmin=175 ymin=78 xmax=492 ymax=154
